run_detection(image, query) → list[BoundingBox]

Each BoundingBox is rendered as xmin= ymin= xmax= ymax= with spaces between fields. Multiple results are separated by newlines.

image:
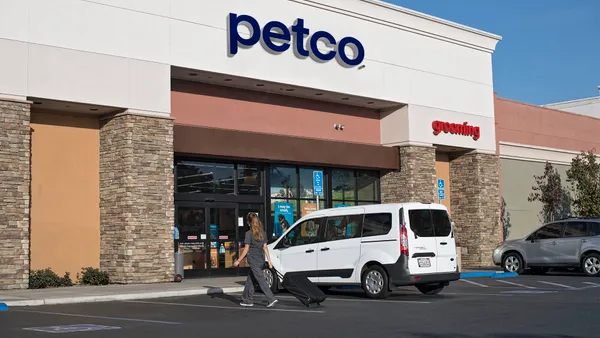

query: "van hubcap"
xmin=584 ymin=257 xmax=600 ymax=275
xmin=365 ymin=270 xmax=384 ymax=294
xmin=505 ymin=256 xmax=519 ymax=272
xmin=263 ymin=269 xmax=274 ymax=287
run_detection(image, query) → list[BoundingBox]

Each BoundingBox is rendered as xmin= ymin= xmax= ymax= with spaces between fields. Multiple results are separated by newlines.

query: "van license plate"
xmin=417 ymin=258 xmax=431 ymax=268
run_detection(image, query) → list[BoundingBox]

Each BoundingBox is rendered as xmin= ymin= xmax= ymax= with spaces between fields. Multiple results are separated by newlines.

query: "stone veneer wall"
xmin=100 ymin=113 xmax=174 ymax=284
xmin=381 ymin=145 xmax=436 ymax=203
xmin=450 ymin=152 xmax=501 ymax=268
xmin=0 ymin=99 xmax=31 ymax=290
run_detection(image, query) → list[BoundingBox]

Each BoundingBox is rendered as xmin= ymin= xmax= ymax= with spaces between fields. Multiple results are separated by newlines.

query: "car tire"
xmin=262 ymin=267 xmax=279 ymax=294
xmin=415 ymin=284 xmax=444 ymax=295
xmin=581 ymin=253 xmax=600 ymax=277
xmin=361 ymin=265 xmax=390 ymax=299
xmin=502 ymin=252 xmax=524 ymax=274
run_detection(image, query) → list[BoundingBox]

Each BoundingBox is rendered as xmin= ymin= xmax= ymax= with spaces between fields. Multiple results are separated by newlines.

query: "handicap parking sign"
xmin=437 ymin=179 xmax=445 ymax=189
xmin=438 ymin=189 xmax=445 ymax=200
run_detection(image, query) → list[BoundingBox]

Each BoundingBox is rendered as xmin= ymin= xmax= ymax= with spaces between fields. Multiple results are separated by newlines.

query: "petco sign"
xmin=228 ymin=13 xmax=365 ymax=67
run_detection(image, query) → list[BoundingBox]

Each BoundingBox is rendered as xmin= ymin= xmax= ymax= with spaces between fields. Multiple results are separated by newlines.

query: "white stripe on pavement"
xmin=496 ymin=280 xmax=536 ymax=289
xmin=582 ymin=282 xmax=600 ymax=287
xmin=128 ymin=300 xmax=325 ymax=313
xmin=12 ymin=310 xmax=181 ymax=325
xmin=460 ymin=279 xmax=489 ymax=288
xmin=537 ymin=281 xmax=575 ymax=289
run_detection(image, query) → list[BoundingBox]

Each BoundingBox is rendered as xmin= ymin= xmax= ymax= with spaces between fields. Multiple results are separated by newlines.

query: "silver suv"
xmin=493 ymin=217 xmax=600 ymax=277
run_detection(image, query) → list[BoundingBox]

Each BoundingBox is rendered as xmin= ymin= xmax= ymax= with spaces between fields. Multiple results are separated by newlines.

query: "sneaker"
xmin=266 ymin=299 xmax=279 ymax=308
xmin=240 ymin=302 xmax=254 ymax=307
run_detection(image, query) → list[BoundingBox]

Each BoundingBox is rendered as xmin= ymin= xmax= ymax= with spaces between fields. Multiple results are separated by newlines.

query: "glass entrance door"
xmin=176 ymin=202 xmax=265 ymax=277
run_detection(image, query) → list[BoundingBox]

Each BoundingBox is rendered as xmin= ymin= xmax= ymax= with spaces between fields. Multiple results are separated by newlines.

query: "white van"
xmin=263 ymin=202 xmax=459 ymax=299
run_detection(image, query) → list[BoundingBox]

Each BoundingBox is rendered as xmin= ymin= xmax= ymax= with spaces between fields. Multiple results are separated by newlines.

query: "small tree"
xmin=566 ymin=149 xmax=600 ymax=217
xmin=501 ymin=197 xmax=512 ymax=240
xmin=528 ymin=161 xmax=570 ymax=223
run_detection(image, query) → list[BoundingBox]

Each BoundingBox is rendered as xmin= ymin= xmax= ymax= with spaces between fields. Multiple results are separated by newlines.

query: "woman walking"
xmin=233 ymin=213 xmax=279 ymax=308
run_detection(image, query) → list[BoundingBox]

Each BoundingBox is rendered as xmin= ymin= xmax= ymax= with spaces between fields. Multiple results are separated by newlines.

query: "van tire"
xmin=262 ymin=267 xmax=279 ymax=294
xmin=361 ymin=265 xmax=390 ymax=299
xmin=416 ymin=284 xmax=444 ymax=295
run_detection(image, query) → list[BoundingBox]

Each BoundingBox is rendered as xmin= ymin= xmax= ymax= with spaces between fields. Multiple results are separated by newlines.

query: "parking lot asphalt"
xmin=2 ymin=274 xmax=600 ymax=338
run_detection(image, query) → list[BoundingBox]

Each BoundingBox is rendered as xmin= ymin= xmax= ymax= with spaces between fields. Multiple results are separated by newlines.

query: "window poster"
xmin=302 ymin=203 xmax=317 ymax=217
xmin=274 ymin=201 xmax=294 ymax=238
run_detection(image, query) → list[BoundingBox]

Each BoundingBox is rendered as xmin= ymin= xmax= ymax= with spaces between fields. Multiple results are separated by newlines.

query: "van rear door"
xmin=430 ymin=205 xmax=457 ymax=273
xmin=404 ymin=206 xmax=438 ymax=275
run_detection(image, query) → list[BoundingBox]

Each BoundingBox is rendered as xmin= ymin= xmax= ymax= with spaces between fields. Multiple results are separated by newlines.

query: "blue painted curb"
xmin=491 ymin=272 xmax=519 ymax=278
xmin=460 ymin=271 xmax=519 ymax=279
xmin=0 ymin=303 xmax=8 ymax=311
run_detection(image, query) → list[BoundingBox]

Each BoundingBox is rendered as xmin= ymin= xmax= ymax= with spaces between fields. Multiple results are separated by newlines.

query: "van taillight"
xmin=400 ymin=224 xmax=409 ymax=257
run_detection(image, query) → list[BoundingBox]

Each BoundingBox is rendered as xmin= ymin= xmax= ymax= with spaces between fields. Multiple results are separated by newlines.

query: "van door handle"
xmin=305 ymin=249 xmax=314 ymax=253
xmin=440 ymin=242 xmax=448 ymax=245
xmin=581 ymin=239 xmax=588 ymax=243
xmin=550 ymin=241 xmax=557 ymax=245
xmin=320 ymin=247 xmax=330 ymax=251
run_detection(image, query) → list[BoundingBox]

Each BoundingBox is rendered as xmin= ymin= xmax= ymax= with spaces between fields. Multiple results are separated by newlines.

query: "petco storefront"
xmin=0 ymin=0 xmax=501 ymax=289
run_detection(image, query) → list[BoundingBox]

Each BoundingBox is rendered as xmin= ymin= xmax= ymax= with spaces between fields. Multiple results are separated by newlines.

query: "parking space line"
xmin=460 ymin=279 xmax=489 ymax=288
xmin=537 ymin=281 xmax=576 ymax=289
xmin=496 ymin=280 xmax=536 ymax=289
xmin=582 ymin=282 xmax=600 ymax=287
xmin=127 ymin=300 xmax=325 ymax=313
xmin=12 ymin=310 xmax=181 ymax=325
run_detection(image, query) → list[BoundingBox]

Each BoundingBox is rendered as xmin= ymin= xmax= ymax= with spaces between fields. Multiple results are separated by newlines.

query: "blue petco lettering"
xmin=228 ymin=13 xmax=365 ymax=67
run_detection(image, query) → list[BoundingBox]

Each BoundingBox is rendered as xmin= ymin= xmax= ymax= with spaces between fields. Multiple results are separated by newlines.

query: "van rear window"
xmin=362 ymin=213 xmax=392 ymax=237
xmin=408 ymin=209 xmax=452 ymax=237
xmin=408 ymin=209 xmax=435 ymax=237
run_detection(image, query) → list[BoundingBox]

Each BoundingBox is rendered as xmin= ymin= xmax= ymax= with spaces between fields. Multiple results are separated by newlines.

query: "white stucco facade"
xmin=0 ymin=0 xmax=501 ymax=152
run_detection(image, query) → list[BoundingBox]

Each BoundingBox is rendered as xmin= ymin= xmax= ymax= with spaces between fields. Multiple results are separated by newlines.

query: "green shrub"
xmin=29 ymin=268 xmax=73 ymax=289
xmin=77 ymin=267 xmax=110 ymax=286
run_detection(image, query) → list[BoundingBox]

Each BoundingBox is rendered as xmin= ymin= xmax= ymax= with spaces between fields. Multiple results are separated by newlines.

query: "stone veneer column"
xmin=0 ymin=99 xmax=31 ymax=290
xmin=381 ymin=145 xmax=436 ymax=203
xmin=100 ymin=112 xmax=174 ymax=284
xmin=450 ymin=152 xmax=501 ymax=268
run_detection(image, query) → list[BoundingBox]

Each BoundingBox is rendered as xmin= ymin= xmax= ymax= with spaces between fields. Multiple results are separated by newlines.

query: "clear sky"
xmin=385 ymin=0 xmax=600 ymax=105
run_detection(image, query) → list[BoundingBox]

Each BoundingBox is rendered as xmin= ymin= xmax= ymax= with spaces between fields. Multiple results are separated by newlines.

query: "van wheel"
xmin=262 ymin=268 xmax=279 ymax=293
xmin=502 ymin=252 xmax=524 ymax=274
xmin=362 ymin=265 xmax=389 ymax=299
xmin=581 ymin=253 xmax=600 ymax=277
xmin=416 ymin=284 xmax=444 ymax=295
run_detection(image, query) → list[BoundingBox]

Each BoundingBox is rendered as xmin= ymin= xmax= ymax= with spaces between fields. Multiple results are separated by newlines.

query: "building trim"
xmin=498 ymin=141 xmax=599 ymax=166
xmin=100 ymin=109 xmax=175 ymax=121
xmin=542 ymin=96 xmax=600 ymax=109
xmin=0 ymin=96 xmax=32 ymax=105
xmin=294 ymin=0 xmax=501 ymax=53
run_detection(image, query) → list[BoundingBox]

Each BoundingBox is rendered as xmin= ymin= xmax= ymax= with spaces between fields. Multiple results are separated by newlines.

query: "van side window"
xmin=362 ymin=213 xmax=392 ymax=237
xmin=408 ymin=209 xmax=435 ymax=237
xmin=283 ymin=218 xmax=323 ymax=247
xmin=325 ymin=214 xmax=363 ymax=241
xmin=431 ymin=210 xmax=452 ymax=237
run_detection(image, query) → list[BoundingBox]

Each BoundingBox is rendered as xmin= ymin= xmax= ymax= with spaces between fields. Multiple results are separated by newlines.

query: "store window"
xmin=176 ymin=161 xmax=235 ymax=195
xmin=268 ymin=165 xmax=380 ymax=240
xmin=175 ymin=159 xmax=263 ymax=196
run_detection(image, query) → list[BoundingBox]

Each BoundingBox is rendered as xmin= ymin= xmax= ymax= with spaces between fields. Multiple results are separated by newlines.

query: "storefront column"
xmin=0 ymin=98 xmax=31 ymax=290
xmin=381 ymin=145 xmax=436 ymax=203
xmin=99 ymin=112 xmax=174 ymax=284
xmin=450 ymin=151 xmax=501 ymax=268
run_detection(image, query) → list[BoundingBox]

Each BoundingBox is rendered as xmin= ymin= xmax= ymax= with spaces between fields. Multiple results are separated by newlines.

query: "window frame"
xmin=562 ymin=221 xmax=589 ymax=238
xmin=531 ymin=222 xmax=564 ymax=240
xmin=361 ymin=212 xmax=393 ymax=238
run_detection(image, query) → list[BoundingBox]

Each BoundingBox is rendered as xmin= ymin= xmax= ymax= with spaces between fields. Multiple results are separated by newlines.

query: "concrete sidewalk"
xmin=0 ymin=276 xmax=246 ymax=307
